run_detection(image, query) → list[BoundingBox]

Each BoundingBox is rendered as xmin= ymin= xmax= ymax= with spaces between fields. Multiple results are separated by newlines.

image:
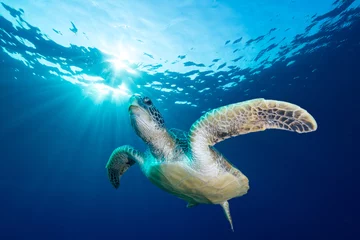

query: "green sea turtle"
xmin=106 ymin=94 xmax=317 ymax=231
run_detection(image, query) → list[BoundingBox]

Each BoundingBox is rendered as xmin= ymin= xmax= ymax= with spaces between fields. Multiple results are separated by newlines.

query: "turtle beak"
xmin=128 ymin=94 xmax=142 ymax=112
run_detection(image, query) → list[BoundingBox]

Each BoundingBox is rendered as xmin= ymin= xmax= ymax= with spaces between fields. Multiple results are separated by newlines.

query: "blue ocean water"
xmin=0 ymin=0 xmax=358 ymax=239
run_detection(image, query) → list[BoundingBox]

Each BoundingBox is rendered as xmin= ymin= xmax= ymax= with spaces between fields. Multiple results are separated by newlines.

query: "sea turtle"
xmin=106 ymin=94 xmax=317 ymax=231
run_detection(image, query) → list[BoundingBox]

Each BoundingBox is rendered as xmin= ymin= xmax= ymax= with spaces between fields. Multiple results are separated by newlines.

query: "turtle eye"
xmin=143 ymin=97 xmax=152 ymax=105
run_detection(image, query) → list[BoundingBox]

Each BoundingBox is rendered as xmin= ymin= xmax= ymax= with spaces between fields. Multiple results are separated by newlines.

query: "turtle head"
xmin=128 ymin=94 xmax=165 ymax=144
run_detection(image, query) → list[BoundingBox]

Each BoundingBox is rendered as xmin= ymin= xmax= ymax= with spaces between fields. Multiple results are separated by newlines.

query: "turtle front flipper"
xmin=189 ymin=98 xmax=317 ymax=169
xmin=105 ymin=145 xmax=144 ymax=189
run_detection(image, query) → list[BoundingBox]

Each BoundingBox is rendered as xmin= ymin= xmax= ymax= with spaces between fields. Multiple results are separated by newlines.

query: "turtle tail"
xmin=221 ymin=201 xmax=234 ymax=232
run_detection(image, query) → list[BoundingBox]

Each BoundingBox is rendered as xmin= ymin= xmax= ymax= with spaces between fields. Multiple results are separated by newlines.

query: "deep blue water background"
xmin=0 ymin=1 xmax=358 ymax=240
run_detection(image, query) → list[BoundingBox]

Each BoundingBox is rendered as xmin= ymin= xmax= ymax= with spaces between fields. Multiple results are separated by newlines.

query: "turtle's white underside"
xmin=144 ymin=160 xmax=249 ymax=204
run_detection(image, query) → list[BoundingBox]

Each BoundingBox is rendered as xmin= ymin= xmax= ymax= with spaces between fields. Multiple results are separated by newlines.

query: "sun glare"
xmin=85 ymin=82 xmax=131 ymax=104
xmin=108 ymin=58 xmax=137 ymax=75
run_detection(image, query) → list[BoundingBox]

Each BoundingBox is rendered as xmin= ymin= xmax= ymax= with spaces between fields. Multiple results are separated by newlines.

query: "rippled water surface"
xmin=1 ymin=0 xmax=358 ymax=108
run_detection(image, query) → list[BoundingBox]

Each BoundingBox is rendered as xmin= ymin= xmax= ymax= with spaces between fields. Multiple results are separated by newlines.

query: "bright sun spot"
xmin=109 ymin=58 xmax=137 ymax=75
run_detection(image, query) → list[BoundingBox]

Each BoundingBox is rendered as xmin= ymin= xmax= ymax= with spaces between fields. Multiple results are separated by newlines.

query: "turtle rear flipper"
xmin=105 ymin=145 xmax=144 ymax=189
xmin=189 ymin=98 xmax=317 ymax=169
